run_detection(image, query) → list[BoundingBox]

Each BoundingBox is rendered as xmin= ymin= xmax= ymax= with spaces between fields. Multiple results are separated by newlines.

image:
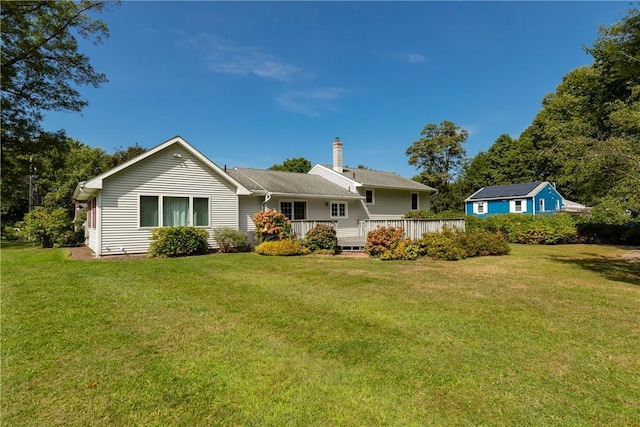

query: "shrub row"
xmin=366 ymin=226 xmax=510 ymax=261
xmin=466 ymin=213 xmax=579 ymax=244
xmin=255 ymin=239 xmax=309 ymax=256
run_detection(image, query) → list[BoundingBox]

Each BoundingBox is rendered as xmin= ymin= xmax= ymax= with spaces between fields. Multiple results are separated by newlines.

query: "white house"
xmin=74 ymin=136 xmax=438 ymax=256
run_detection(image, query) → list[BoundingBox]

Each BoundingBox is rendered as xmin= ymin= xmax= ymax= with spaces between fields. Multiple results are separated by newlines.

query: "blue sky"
xmin=42 ymin=1 xmax=627 ymax=179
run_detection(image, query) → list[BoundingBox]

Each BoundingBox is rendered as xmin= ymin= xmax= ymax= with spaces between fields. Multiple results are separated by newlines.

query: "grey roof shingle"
xmin=335 ymin=167 xmax=437 ymax=192
xmin=228 ymin=168 xmax=362 ymax=198
xmin=467 ymin=181 xmax=543 ymax=200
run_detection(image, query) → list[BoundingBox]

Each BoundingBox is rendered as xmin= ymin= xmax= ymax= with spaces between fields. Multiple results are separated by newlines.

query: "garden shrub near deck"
xmin=252 ymin=210 xmax=292 ymax=243
xmin=302 ymin=224 xmax=337 ymax=254
xmin=149 ymin=226 xmax=209 ymax=257
xmin=255 ymin=240 xmax=309 ymax=256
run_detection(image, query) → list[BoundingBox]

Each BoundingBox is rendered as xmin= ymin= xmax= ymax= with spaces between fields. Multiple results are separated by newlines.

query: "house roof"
xmin=228 ymin=167 xmax=363 ymax=199
xmin=466 ymin=181 xmax=547 ymax=201
xmin=315 ymin=164 xmax=437 ymax=192
xmin=73 ymin=136 xmax=251 ymax=200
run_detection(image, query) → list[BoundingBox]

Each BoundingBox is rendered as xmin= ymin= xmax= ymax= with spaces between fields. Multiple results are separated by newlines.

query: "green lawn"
xmin=2 ymin=243 xmax=639 ymax=426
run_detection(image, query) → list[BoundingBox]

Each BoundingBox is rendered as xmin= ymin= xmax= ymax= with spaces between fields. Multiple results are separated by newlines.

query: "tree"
xmin=268 ymin=157 xmax=312 ymax=173
xmin=406 ymin=121 xmax=468 ymax=212
xmin=1 ymin=1 xmax=116 ymax=223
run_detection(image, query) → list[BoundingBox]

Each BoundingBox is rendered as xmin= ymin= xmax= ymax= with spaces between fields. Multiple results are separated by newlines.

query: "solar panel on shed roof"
xmin=470 ymin=181 xmax=542 ymax=200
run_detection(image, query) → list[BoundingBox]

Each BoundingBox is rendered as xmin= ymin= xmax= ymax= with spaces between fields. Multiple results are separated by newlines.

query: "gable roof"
xmin=73 ymin=136 xmax=251 ymax=200
xmin=314 ymin=164 xmax=437 ymax=192
xmin=466 ymin=181 xmax=548 ymax=201
xmin=228 ymin=167 xmax=363 ymax=199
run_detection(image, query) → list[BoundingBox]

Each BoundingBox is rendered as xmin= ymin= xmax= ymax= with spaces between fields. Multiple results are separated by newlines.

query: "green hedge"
xmin=302 ymin=224 xmax=337 ymax=254
xmin=149 ymin=227 xmax=209 ymax=258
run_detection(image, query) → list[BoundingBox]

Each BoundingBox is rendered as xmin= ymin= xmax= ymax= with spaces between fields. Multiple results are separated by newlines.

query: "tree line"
xmin=409 ymin=5 xmax=639 ymax=217
xmin=1 ymin=2 xmax=638 ymax=238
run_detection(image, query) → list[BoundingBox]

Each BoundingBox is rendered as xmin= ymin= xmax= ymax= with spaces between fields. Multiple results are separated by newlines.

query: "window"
xmin=280 ymin=201 xmax=307 ymax=220
xmin=139 ymin=195 xmax=209 ymax=228
xmin=365 ymin=189 xmax=374 ymax=205
xmin=514 ymin=200 xmax=522 ymax=212
xmin=539 ymin=198 xmax=545 ymax=212
xmin=411 ymin=193 xmax=419 ymax=210
xmin=163 ymin=196 xmax=188 ymax=226
xmin=193 ymin=198 xmax=209 ymax=226
xmin=475 ymin=202 xmax=486 ymax=214
xmin=140 ymin=196 xmax=159 ymax=227
xmin=330 ymin=201 xmax=348 ymax=218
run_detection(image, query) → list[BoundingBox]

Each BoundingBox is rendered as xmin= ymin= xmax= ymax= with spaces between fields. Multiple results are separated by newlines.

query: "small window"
xmin=515 ymin=200 xmax=522 ymax=212
xmin=280 ymin=201 xmax=292 ymax=220
xmin=477 ymin=202 xmax=485 ymax=214
xmin=330 ymin=201 xmax=347 ymax=218
xmin=411 ymin=193 xmax=419 ymax=210
xmin=365 ymin=189 xmax=374 ymax=205
xmin=140 ymin=196 xmax=159 ymax=227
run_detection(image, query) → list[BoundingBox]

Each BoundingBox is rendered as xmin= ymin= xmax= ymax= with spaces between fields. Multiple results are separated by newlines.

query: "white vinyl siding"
xmin=98 ymin=145 xmax=238 ymax=255
xmin=365 ymin=189 xmax=431 ymax=219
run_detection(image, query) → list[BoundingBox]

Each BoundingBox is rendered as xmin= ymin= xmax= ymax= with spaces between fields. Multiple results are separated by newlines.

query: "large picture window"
xmin=139 ymin=195 xmax=209 ymax=228
xmin=280 ymin=201 xmax=307 ymax=220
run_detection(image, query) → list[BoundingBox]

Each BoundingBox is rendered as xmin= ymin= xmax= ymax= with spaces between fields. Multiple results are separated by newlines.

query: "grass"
xmin=2 ymin=243 xmax=639 ymax=426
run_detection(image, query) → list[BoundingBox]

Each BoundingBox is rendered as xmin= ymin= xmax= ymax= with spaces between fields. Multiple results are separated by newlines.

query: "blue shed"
xmin=465 ymin=181 xmax=565 ymax=217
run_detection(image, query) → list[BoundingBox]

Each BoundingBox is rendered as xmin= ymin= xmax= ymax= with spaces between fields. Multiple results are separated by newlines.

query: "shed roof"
xmin=466 ymin=181 xmax=546 ymax=201
xmin=228 ymin=168 xmax=362 ymax=199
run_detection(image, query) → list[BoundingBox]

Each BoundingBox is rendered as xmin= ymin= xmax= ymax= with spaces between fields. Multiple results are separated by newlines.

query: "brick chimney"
xmin=332 ymin=137 xmax=343 ymax=172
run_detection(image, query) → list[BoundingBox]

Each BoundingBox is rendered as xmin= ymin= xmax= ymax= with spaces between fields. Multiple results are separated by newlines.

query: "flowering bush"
xmin=252 ymin=210 xmax=292 ymax=243
xmin=365 ymin=226 xmax=405 ymax=258
xmin=303 ymin=224 xmax=337 ymax=254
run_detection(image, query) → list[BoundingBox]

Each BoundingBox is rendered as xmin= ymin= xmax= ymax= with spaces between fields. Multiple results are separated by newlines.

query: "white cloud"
xmin=277 ymin=88 xmax=345 ymax=117
xmin=398 ymin=53 xmax=426 ymax=64
xmin=178 ymin=33 xmax=299 ymax=82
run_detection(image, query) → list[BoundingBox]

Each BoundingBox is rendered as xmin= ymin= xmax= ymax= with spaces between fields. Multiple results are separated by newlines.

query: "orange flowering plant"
xmin=252 ymin=210 xmax=292 ymax=243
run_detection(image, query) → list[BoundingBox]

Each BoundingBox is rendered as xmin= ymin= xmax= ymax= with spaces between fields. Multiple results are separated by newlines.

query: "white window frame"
xmin=365 ymin=189 xmax=375 ymax=205
xmin=411 ymin=193 xmax=419 ymax=211
xmin=509 ymin=199 xmax=527 ymax=213
xmin=280 ymin=200 xmax=307 ymax=220
xmin=138 ymin=194 xmax=210 ymax=228
xmin=330 ymin=201 xmax=348 ymax=219
xmin=474 ymin=201 xmax=487 ymax=215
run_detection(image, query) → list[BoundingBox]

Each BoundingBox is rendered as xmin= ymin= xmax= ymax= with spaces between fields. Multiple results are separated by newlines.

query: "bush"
xmin=379 ymin=240 xmax=420 ymax=261
xmin=252 ymin=210 xmax=292 ymax=243
xmin=404 ymin=210 xmax=464 ymax=219
xmin=212 ymin=227 xmax=249 ymax=253
xmin=458 ymin=229 xmax=511 ymax=257
xmin=20 ymin=207 xmax=72 ymax=248
xmin=149 ymin=226 xmax=209 ymax=258
xmin=365 ymin=226 xmax=405 ymax=257
xmin=254 ymin=239 xmax=309 ymax=256
xmin=2 ymin=225 xmax=21 ymax=242
xmin=471 ymin=214 xmax=578 ymax=245
xmin=416 ymin=229 xmax=468 ymax=261
xmin=303 ymin=224 xmax=337 ymax=254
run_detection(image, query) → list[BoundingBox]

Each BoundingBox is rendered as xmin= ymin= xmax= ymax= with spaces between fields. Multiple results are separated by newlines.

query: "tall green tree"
xmin=1 ymin=1 xmax=115 ymax=223
xmin=406 ymin=120 xmax=468 ymax=212
xmin=268 ymin=157 xmax=312 ymax=173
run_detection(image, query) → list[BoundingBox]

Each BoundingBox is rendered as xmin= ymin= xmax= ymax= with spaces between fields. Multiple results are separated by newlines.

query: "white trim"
xmin=330 ymin=201 xmax=348 ymax=219
xmin=365 ymin=188 xmax=375 ymax=205
xmin=138 ymin=194 xmax=211 ymax=228
xmin=279 ymin=199 xmax=308 ymax=220
xmin=473 ymin=201 xmax=487 ymax=215
xmin=411 ymin=192 xmax=419 ymax=210
xmin=75 ymin=136 xmax=251 ymax=199
xmin=509 ymin=199 xmax=527 ymax=213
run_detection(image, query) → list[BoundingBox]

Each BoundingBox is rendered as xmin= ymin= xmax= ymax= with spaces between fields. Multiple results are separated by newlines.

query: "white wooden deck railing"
xmin=291 ymin=219 xmax=465 ymax=240
xmin=291 ymin=220 xmax=337 ymax=238
xmin=358 ymin=219 xmax=465 ymax=240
